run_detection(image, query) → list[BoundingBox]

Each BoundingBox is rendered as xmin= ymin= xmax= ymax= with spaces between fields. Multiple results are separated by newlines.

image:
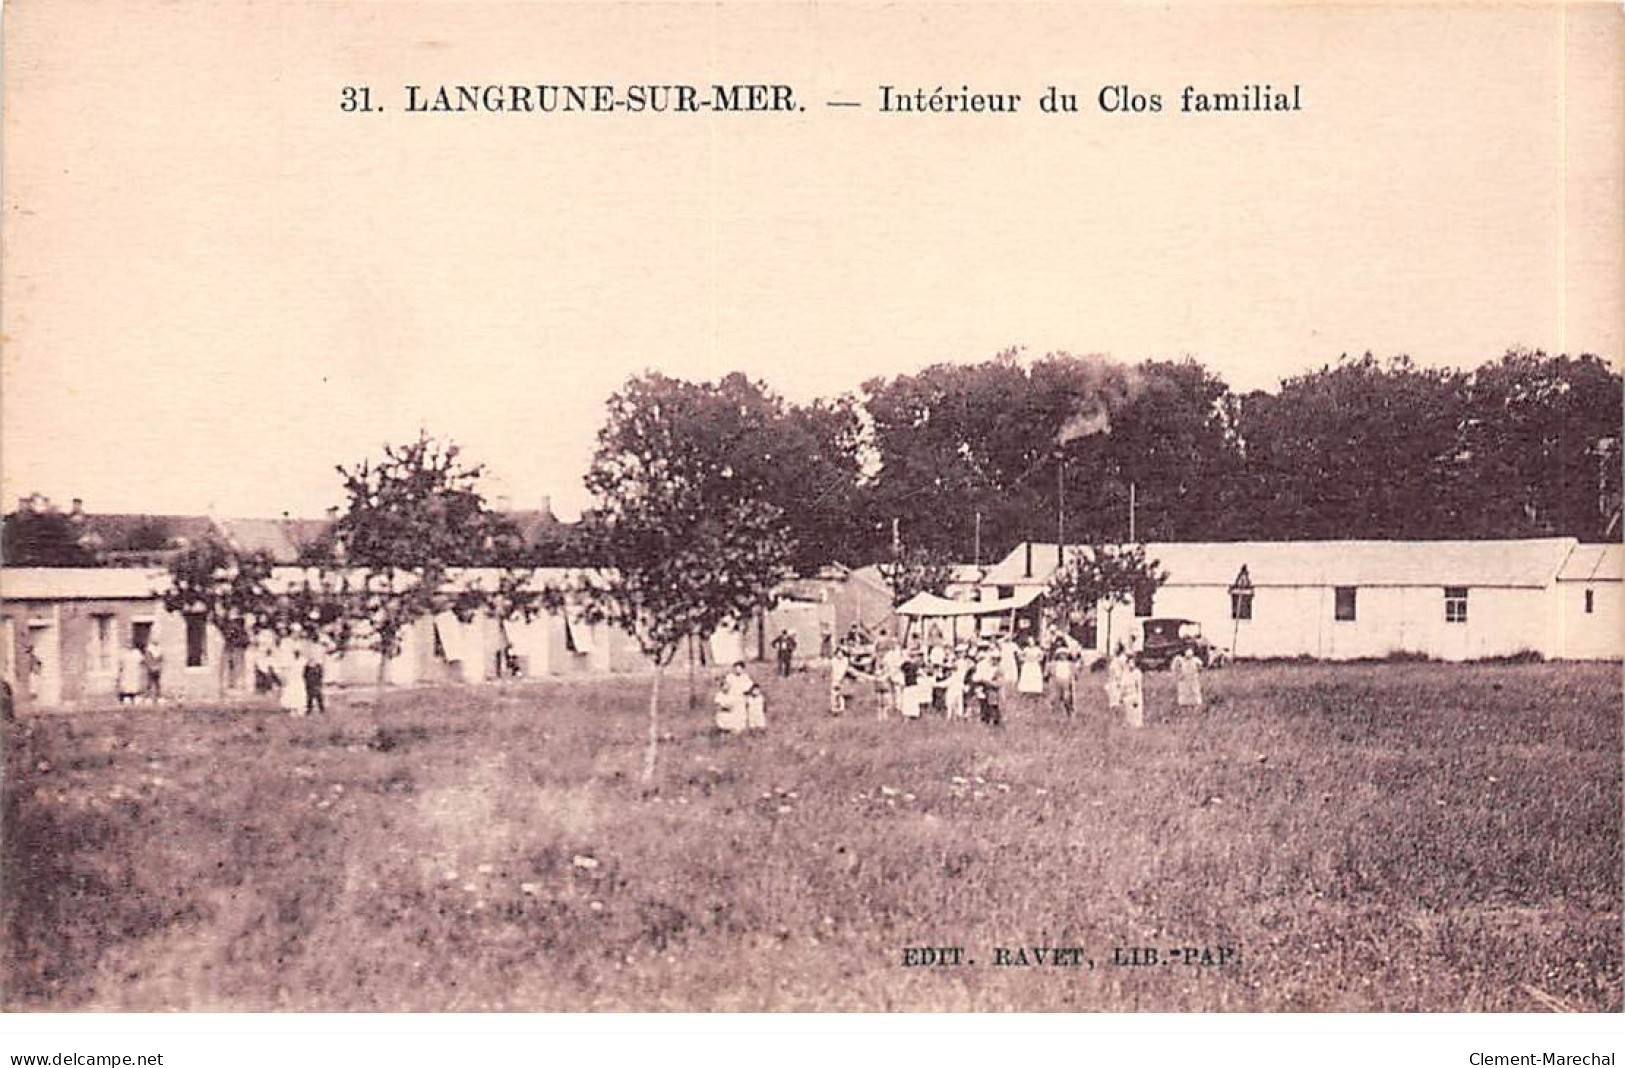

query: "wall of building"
xmin=2 ymin=596 xmax=247 ymax=708
xmin=1081 ymin=583 xmax=1562 ymax=662
xmin=1557 ymin=581 xmax=1624 ymax=661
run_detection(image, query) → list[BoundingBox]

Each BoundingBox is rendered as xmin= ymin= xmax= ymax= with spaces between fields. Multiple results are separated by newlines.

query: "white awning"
xmin=897 ymin=587 xmax=1042 ymax=618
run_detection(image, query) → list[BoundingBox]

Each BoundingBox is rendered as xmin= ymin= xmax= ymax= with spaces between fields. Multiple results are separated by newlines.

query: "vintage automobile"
xmin=1138 ymin=617 xmax=1226 ymax=670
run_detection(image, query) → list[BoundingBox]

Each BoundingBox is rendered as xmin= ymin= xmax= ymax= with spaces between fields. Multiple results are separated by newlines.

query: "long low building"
xmin=980 ymin=538 xmax=1622 ymax=662
xmin=0 ymin=567 xmax=674 ymax=710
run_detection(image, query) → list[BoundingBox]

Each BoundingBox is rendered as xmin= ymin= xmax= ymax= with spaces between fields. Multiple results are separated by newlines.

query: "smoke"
xmin=1053 ymin=355 xmax=1143 ymax=446
xmin=1057 ymin=404 xmax=1111 ymax=444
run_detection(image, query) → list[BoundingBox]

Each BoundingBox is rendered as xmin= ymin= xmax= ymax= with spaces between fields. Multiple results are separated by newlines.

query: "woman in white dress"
xmin=998 ymin=636 xmax=1020 ymax=698
xmin=1104 ymin=643 xmax=1125 ymax=710
xmin=1174 ymin=648 xmax=1204 ymax=710
xmin=714 ymin=662 xmax=753 ymax=733
xmin=279 ymin=645 xmax=308 ymax=715
xmin=1121 ymin=651 xmax=1145 ymax=728
xmin=1016 ymin=640 xmax=1045 ymax=701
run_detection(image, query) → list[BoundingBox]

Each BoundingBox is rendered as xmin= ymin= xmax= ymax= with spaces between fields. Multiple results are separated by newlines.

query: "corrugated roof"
xmin=984 ymin=539 xmax=1581 ymax=590
xmin=1557 ymin=543 xmax=1624 ymax=582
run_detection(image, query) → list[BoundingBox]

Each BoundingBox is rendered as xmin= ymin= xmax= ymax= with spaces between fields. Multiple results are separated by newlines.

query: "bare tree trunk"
xmin=686 ymin=633 xmax=697 ymax=710
xmin=641 ymin=664 xmax=663 ymax=787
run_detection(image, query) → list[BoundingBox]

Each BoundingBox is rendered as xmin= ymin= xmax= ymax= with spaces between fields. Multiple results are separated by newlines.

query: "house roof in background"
xmin=215 ymin=517 xmax=332 ymax=562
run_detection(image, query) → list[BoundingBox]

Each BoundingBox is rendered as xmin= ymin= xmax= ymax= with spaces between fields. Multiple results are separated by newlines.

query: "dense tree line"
xmin=853 ymin=348 xmax=1619 ymax=564
xmin=7 ymin=349 xmax=1618 ymax=572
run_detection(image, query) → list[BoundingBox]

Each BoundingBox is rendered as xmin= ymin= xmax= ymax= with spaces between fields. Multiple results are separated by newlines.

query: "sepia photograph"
xmin=0 ymin=0 xmax=1621 ymax=1047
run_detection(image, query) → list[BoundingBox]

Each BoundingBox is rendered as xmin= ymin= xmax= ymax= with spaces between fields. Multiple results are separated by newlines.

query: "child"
xmin=303 ymin=652 xmax=326 ymax=716
xmin=973 ymin=646 xmax=1002 ymax=727
xmin=828 ymin=646 xmax=850 ymax=716
xmin=744 ymin=683 xmax=767 ymax=731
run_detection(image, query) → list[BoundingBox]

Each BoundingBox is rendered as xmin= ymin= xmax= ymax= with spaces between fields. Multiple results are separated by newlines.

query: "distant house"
xmin=214 ymin=516 xmax=335 ymax=563
xmin=981 ymin=538 xmax=1623 ymax=662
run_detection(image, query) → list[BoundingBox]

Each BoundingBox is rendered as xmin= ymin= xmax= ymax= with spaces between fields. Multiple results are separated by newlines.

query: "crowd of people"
xmin=717 ymin=619 xmax=1206 ymax=735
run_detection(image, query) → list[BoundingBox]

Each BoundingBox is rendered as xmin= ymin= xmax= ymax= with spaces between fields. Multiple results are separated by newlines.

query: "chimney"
xmin=1024 ymin=542 xmax=1033 ymax=578
xmin=70 ymin=498 xmax=84 ymax=516
xmin=539 ymin=495 xmax=553 ymax=519
xmin=325 ymin=506 xmax=339 ymax=521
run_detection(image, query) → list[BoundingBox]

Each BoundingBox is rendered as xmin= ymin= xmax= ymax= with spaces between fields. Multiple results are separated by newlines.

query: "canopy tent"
xmin=895 ymin=587 xmax=1044 ymax=645
xmin=895 ymin=587 xmax=1042 ymax=618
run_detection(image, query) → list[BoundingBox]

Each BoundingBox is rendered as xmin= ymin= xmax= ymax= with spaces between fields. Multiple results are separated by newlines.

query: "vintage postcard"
xmin=1 ymin=0 xmax=1620 ymax=1041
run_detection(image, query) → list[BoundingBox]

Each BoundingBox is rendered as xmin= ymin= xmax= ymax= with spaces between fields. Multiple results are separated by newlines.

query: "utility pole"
xmin=973 ymin=511 xmax=982 ymax=568
xmin=1128 ymin=482 xmax=1137 ymax=543
xmin=1057 ymin=454 xmax=1066 ymax=567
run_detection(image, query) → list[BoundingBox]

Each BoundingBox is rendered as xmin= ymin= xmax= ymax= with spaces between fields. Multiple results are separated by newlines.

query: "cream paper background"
xmin=2 ymin=1 xmax=1620 ymax=520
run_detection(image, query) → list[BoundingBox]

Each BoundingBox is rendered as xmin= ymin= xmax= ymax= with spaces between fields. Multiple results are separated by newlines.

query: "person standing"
xmin=819 ymin=619 xmax=833 ymax=660
xmin=1173 ymin=647 xmax=1204 ymax=711
xmin=1121 ymin=650 xmax=1145 ymax=729
xmin=143 ymin=640 xmax=165 ymax=704
xmin=1105 ymin=642 xmax=1126 ymax=711
xmin=744 ymin=683 xmax=767 ymax=731
xmin=1049 ymin=633 xmax=1079 ymax=717
xmin=772 ymin=629 xmax=797 ymax=678
xmin=303 ymin=648 xmax=326 ymax=716
xmin=973 ymin=644 xmax=1002 ymax=727
xmin=117 ymin=641 xmax=145 ymax=705
xmin=1016 ymin=639 xmax=1044 ymax=705
xmin=998 ymin=634 xmax=1020 ymax=700
xmin=944 ymin=650 xmax=970 ymax=721
xmin=279 ymin=645 xmax=307 ymax=716
xmin=714 ymin=661 xmax=753 ymax=734
xmin=828 ymin=645 xmax=850 ymax=716
xmin=878 ymin=642 xmax=904 ymax=721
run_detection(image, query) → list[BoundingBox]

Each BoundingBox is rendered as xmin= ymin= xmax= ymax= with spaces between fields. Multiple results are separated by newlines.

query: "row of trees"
xmin=527 ymin=348 xmax=1621 ymax=570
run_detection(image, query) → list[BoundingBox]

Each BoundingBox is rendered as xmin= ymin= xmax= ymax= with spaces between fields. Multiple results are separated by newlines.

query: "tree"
xmin=572 ymin=373 xmax=797 ymax=786
xmin=2 ymin=509 xmax=97 ymax=567
xmin=1046 ymin=543 xmax=1168 ymax=654
xmin=1459 ymin=351 xmax=1622 ymax=540
xmin=877 ymin=543 xmax=956 ymax=606
xmin=163 ymin=539 xmax=279 ymax=690
xmin=315 ymin=432 xmax=539 ymax=686
xmin=1228 ymin=354 xmax=1470 ymax=539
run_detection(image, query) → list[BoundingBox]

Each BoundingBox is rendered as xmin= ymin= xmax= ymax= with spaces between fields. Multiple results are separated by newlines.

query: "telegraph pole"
xmin=1057 ymin=454 xmax=1066 ymax=567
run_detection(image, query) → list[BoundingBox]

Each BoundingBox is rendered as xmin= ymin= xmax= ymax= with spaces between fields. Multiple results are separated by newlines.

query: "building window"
xmin=184 ymin=614 xmax=207 ymax=667
xmin=1444 ymin=587 xmax=1468 ymax=624
xmin=131 ymin=620 xmax=154 ymax=650
xmin=89 ymin=614 xmax=114 ymax=671
xmin=1334 ymin=587 xmax=1357 ymax=622
xmin=1230 ymin=591 xmax=1253 ymax=620
xmin=1584 ymin=589 xmax=1594 ymax=614
xmin=1133 ymin=586 xmax=1154 ymax=618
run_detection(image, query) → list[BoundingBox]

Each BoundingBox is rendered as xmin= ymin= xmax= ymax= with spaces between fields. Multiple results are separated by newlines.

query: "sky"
xmin=3 ymin=1 xmax=1620 ymax=521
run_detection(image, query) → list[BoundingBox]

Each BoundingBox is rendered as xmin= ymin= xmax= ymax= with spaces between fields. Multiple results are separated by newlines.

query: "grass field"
xmin=3 ymin=661 xmax=1619 ymax=1012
